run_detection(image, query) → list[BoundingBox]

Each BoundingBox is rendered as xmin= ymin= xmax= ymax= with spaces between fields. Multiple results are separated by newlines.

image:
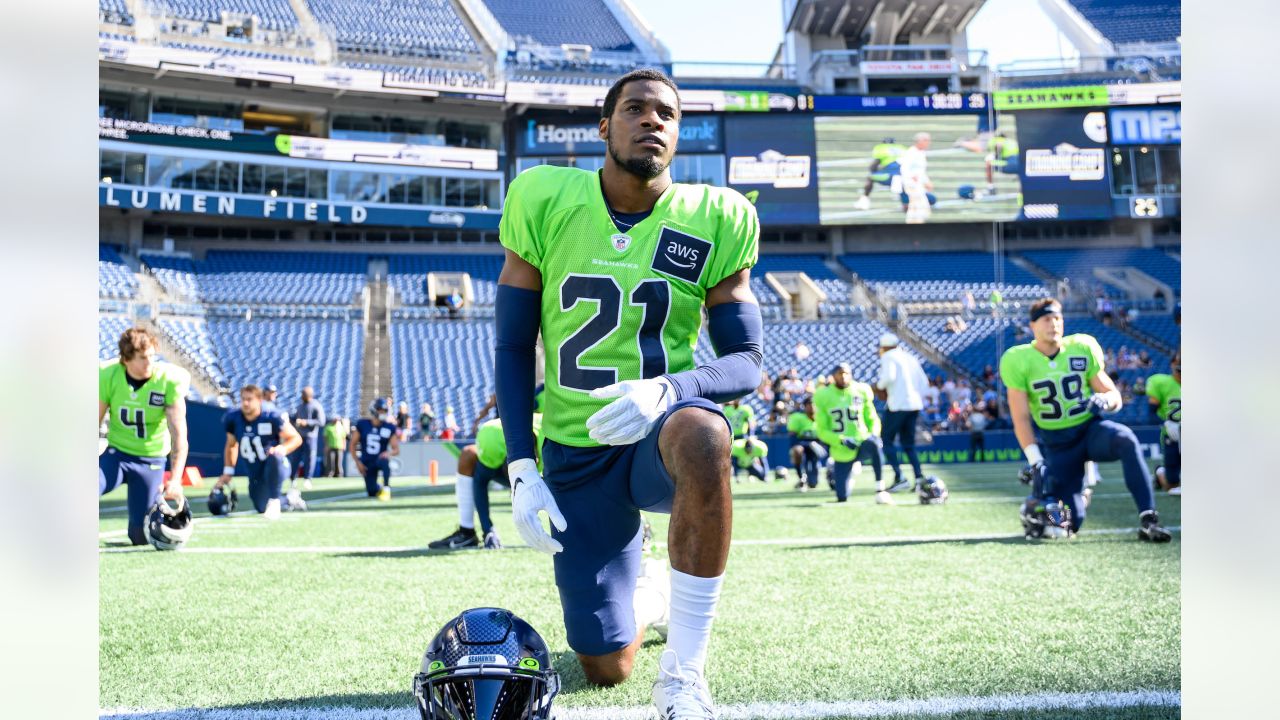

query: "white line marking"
xmin=99 ymin=526 xmax=1180 ymax=554
xmin=99 ymin=688 xmax=1180 ymax=719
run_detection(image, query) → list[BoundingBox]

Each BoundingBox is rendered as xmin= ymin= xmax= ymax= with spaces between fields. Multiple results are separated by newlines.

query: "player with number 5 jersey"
xmin=1000 ymin=298 xmax=1170 ymax=542
xmin=495 ymin=69 xmax=763 ymax=720
xmin=215 ymin=384 xmax=302 ymax=518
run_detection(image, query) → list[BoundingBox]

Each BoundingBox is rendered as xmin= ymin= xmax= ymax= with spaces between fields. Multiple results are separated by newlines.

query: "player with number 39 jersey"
xmin=1000 ymin=298 xmax=1170 ymax=542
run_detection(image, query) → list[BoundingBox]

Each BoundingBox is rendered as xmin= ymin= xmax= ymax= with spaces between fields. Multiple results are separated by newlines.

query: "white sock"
xmin=667 ymin=568 xmax=723 ymax=678
xmin=456 ymin=474 xmax=475 ymax=530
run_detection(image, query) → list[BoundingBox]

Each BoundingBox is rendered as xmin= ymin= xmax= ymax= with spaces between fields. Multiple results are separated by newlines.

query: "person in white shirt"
xmin=897 ymin=132 xmax=937 ymax=223
xmin=875 ymin=333 xmax=931 ymax=492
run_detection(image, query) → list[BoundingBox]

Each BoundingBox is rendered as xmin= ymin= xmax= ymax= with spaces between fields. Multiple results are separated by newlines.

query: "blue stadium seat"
xmin=99 ymin=316 xmax=133 ymax=360
xmin=840 ymin=251 xmax=1045 ymax=304
xmin=1020 ymin=247 xmax=1181 ymax=296
xmin=142 ymin=253 xmax=201 ymax=301
xmin=1066 ymin=1 xmax=1181 ymax=45
xmin=306 ymin=0 xmax=481 ymax=60
xmin=391 ymin=319 xmax=496 ymax=432
xmin=485 ymin=0 xmax=635 ymax=52
xmin=194 ymin=250 xmax=368 ymax=305
xmin=147 ymin=0 xmax=300 ymax=33
xmin=156 ymin=317 xmax=227 ymax=386
xmin=100 ymin=245 xmax=139 ymax=300
xmin=388 ymin=254 xmax=502 ymax=306
xmin=100 ymin=0 xmax=134 ymax=25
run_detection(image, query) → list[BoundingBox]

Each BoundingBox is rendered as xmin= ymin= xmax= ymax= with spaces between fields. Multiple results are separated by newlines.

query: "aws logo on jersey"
xmin=1069 ymin=357 xmax=1088 ymax=372
xmin=651 ymin=227 xmax=712 ymax=284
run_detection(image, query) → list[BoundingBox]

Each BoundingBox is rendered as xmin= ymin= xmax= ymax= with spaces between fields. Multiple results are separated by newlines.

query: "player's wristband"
xmin=222 ymin=465 xmax=235 ymax=476
xmin=1022 ymin=444 xmax=1044 ymax=466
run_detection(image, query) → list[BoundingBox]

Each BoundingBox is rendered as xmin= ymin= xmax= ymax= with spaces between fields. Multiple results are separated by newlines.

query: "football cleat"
xmin=854 ymin=195 xmax=872 ymax=211
xmin=887 ymin=477 xmax=913 ymax=494
xmin=302 ymin=479 xmax=313 ymax=491
xmin=428 ymin=526 xmax=478 ymax=550
xmin=1138 ymin=510 xmax=1173 ymax=543
xmin=282 ymin=488 xmax=307 ymax=512
xmin=653 ymin=649 xmax=716 ymax=720
xmin=483 ymin=528 xmax=503 ymax=550
xmin=1081 ymin=487 xmax=1093 ymax=508
xmin=263 ymin=498 xmax=282 ymax=520
xmin=207 ymin=486 xmax=238 ymax=516
xmin=377 ymin=486 xmax=391 ymax=502
xmin=1167 ymin=485 xmax=1182 ymax=496
xmin=413 ymin=608 xmax=560 ymax=720
xmin=917 ymin=476 xmax=948 ymax=505
xmin=146 ymin=496 xmax=194 ymax=551
xmin=875 ymin=490 xmax=894 ymax=505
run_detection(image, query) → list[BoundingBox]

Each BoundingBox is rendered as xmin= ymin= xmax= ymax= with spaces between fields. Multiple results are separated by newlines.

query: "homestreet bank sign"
xmin=521 ymin=115 xmax=722 ymax=155
xmin=98 ymin=185 xmax=499 ymax=229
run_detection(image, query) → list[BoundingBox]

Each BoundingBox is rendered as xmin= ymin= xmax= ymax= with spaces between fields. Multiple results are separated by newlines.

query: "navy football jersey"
xmin=355 ymin=418 xmax=396 ymax=459
xmin=225 ymin=409 xmax=286 ymax=466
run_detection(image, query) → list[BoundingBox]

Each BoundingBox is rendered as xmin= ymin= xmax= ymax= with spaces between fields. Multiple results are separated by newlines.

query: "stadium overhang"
xmin=786 ymin=0 xmax=985 ymax=41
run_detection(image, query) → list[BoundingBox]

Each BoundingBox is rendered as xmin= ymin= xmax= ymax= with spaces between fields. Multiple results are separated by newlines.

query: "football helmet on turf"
xmin=147 ymin=496 xmax=194 ymax=550
xmin=413 ymin=608 xmax=560 ymax=720
xmin=207 ymin=486 xmax=238 ymax=516
xmin=917 ymin=476 xmax=948 ymax=505
xmin=1020 ymin=498 xmax=1072 ymax=540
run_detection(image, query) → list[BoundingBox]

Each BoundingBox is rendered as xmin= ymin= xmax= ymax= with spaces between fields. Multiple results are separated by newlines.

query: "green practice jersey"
xmin=1000 ymin=334 xmax=1105 ymax=431
xmin=501 ymin=165 xmax=760 ymax=447
xmin=723 ymin=403 xmax=756 ymax=438
xmin=988 ymin=136 xmax=1019 ymax=159
xmin=813 ymin=382 xmax=879 ymax=462
xmin=1146 ymin=373 xmax=1181 ymax=422
xmin=99 ymin=360 xmax=190 ymax=457
xmin=731 ymin=438 xmax=767 ymax=467
xmin=787 ymin=411 xmax=816 ymax=440
xmin=474 ymin=414 xmax=545 ymax=470
xmin=324 ymin=423 xmax=346 ymax=450
xmin=872 ymin=143 xmax=905 ymax=166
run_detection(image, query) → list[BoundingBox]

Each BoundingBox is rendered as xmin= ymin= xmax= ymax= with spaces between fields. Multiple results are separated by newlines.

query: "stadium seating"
xmin=156 ymin=317 xmax=228 ymax=387
xmin=195 ymin=250 xmax=368 ymax=305
xmin=100 ymin=245 xmax=139 ymax=300
xmin=390 ymin=319 xmax=495 ymax=430
xmin=484 ymin=0 xmax=635 ymax=52
xmin=206 ymin=317 xmax=364 ymax=417
xmin=141 ymin=253 xmax=200 ymax=301
xmin=840 ymin=251 xmax=1045 ymax=304
xmin=99 ymin=316 xmax=133 ymax=360
xmin=146 ymin=0 xmax=300 ymax=32
xmin=164 ymin=42 xmax=318 ymax=63
xmin=1020 ymin=247 xmax=1181 ymax=295
xmin=388 ymin=253 xmax=502 ymax=306
xmin=1065 ymin=0 xmax=1181 ymax=46
xmin=100 ymin=0 xmax=135 ymax=25
xmin=1129 ymin=314 xmax=1181 ymax=351
xmin=307 ymin=0 xmax=481 ymax=60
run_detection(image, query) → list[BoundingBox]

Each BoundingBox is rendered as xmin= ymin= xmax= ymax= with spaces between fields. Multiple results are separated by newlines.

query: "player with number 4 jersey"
xmin=1000 ymin=299 xmax=1170 ymax=542
xmin=99 ymin=328 xmax=191 ymax=545
xmin=215 ymin=384 xmax=302 ymax=517
xmin=495 ymin=69 xmax=763 ymax=719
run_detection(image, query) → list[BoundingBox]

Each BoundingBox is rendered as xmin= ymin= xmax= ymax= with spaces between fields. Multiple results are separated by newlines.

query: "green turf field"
xmin=99 ymin=462 xmax=1180 ymax=719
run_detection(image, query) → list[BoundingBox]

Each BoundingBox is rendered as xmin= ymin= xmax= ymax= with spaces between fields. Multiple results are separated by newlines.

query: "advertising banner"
xmin=517 ymin=113 xmax=722 ymax=155
xmin=992 ymin=85 xmax=1110 ymax=111
xmin=723 ymin=114 xmax=820 ymax=225
xmin=1013 ymin=109 xmax=1113 ymax=221
xmin=99 ymin=184 xmax=500 ymax=229
xmin=1108 ymin=106 xmax=1181 ymax=145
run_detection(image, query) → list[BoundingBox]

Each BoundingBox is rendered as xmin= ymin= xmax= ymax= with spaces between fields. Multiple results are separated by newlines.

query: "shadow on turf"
xmin=99 ymin=692 xmax=414 ymax=717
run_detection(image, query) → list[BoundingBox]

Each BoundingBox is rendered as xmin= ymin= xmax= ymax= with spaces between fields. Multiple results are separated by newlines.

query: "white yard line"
xmin=99 ymin=526 xmax=1180 ymax=554
xmin=99 ymin=688 xmax=1180 ymax=719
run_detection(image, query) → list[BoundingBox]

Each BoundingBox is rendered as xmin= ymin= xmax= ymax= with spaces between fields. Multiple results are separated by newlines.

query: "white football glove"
xmin=509 ymin=458 xmax=566 ymax=555
xmin=1163 ymin=419 xmax=1181 ymax=444
xmin=585 ymin=377 xmax=675 ymax=446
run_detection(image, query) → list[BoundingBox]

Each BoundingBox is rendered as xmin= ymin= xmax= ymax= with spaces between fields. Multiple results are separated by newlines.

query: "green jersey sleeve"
xmin=999 ymin=346 xmax=1028 ymax=391
xmin=499 ymin=166 xmax=553 ymax=269
xmin=1079 ymin=335 xmax=1105 ymax=380
xmin=161 ymin=364 xmax=191 ymax=405
xmin=701 ymin=189 xmax=759 ymax=290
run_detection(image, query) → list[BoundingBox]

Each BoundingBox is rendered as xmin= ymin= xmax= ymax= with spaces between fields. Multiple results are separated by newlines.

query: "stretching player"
xmin=495 ymin=68 xmax=762 ymax=718
xmin=722 ymin=398 xmax=756 ymax=439
xmin=99 ymin=328 xmax=190 ymax=545
xmin=813 ymin=363 xmax=885 ymax=503
xmin=214 ymin=384 xmax=302 ymax=519
xmin=787 ymin=397 xmax=825 ymax=490
xmin=429 ymin=413 xmax=544 ymax=550
xmin=730 ymin=436 xmax=769 ymax=482
xmin=1001 ymin=299 xmax=1171 ymax=542
xmin=853 ymin=137 xmax=905 ymax=211
xmin=350 ymin=398 xmax=400 ymax=500
xmin=1147 ymin=351 xmax=1182 ymax=494
xmin=898 ymin=132 xmax=937 ymax=223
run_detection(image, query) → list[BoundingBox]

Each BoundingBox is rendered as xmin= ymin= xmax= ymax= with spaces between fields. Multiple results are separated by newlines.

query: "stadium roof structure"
xmin=785 ymin=0 xmax=986 ymax=43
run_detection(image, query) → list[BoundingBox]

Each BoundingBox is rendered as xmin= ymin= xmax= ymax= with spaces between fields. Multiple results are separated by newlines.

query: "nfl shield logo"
xmin=611 ymin=233 xmax=631 ymax=252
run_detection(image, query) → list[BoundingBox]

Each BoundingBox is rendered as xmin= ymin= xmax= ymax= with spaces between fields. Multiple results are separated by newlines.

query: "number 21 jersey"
xmin=501 ymin=165 xmax=759 ymax=447
xmin=999 ymin=334 xmax=1105 ymax=431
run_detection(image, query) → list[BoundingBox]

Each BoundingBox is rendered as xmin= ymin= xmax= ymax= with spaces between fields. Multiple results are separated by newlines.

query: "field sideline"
xmin=99 ymin=462 xmax=1180 ymax=719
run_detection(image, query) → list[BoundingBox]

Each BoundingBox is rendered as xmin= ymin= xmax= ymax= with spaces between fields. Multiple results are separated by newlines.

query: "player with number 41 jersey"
xmin=1000 ymin=298 xmax=1170 ymax=542
xmin=215 ymin=384 xmax=302 ymax=517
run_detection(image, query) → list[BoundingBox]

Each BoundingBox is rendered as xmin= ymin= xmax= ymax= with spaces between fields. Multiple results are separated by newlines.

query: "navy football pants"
xmin=1040 ymin=417 xmax=1155 ymax=532
xmin=361 ymin=455 xmax=391 ymax=496
xmin=99 ymin=447 xmax=166 ymax=533
xmin=472 ymin=461 xmax=511 ymax=534
xmin=246 ymin=454 xmax=290 ymax=513
xmin=881 ymin=410 xmax=923 ymax=480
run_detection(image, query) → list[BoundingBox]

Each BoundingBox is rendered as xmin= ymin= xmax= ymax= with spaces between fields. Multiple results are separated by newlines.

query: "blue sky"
xmin=631 ymin=0 xmax=1077 ymax=71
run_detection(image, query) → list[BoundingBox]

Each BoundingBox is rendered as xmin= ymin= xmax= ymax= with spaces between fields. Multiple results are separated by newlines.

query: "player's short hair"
xmin=240 ymin=384 xmax=263 ymax=399
xmin=602 ymin=68 xmax=680 ymax=121
xmin=1029 ymin=297 xmax=1063 ymax=321
xmin=118 ymin=327 xmax=157 ymax=362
